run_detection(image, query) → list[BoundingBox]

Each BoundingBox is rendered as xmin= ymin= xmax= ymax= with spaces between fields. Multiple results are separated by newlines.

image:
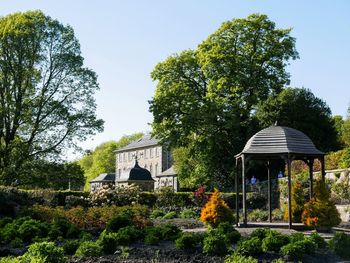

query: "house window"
xmin=150 ymin=148 xmax=153 ymax=158
xmin=128 ymin=152 xmax=131 ymax=161
xmin=123 ymin=153 xmax=126 ymax=162
xmin=118 ymin=154 xmax=122 ymax=163
xmin=118 ymin=169 xmax=121 ymax=178
xmin=156 ymin=147 xmax=159 ymax=157
xmin=144 ymin=149 xmax=147 ymax=159
xmin=150 ymin=164 xmax=153 ymax=175
xmin=155 ymin=163 xmax=158 ymax=176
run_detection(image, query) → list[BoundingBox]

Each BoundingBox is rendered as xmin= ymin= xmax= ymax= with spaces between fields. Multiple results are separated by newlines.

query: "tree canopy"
xmin=79 ymin=133 xmax=143 ymax=191
xmin=150 ymin=14 xmax=298 ymax=188
xmin=255 ymin=88 xmax=340 ymax=152
xmin=0 ymin=11 xmax=103 ymax=184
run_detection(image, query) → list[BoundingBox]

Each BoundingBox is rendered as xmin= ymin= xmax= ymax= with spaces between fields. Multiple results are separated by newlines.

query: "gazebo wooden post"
xmin=267 ymin=160 xmax=272 ymax=223
xmin=287 ymin=155 xmax=293 ymax=229
xmin=320 ymin=157 xmax=326 ymax=182
xmin=235 ymin=158 xmax=239 ymax=227
xmin=241 ymin=155 xmax=247 ymax=227
xmin=309 ymin=158 xmax=314 ymax=199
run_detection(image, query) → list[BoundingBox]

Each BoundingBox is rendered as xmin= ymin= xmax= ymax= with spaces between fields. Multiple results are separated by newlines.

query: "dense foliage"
xmin=0 ymin=11 xmax=103 ymax=185
xmin=150 ymin=14 xmax=298 ymax=188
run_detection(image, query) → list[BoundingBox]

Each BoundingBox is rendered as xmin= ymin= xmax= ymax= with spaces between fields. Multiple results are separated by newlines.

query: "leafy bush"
xmin=247 ymin=209 xmax=268 ymax=222
xmin=280 ymin=239 xmax=316 ymax=260
xmin=302 ymin=180 xmax=341 ymax=229
xmin=115 ymin=226 xmax=143 ymax=245
xmin=150 ymin=209 xmax=165 ymax=219
xmin=79 ymin=231 xmax=93 ymax=242
xmin=284 ymin=181 xmax=305 ymax=223
xmin=75 ymin=241 xmax=103 ymax=258
xmin=144 ymin=227 xmax=162 ymax=245
xmin=249 ymin=228 xmax=273 ymax=240
xmin=23 ymin=241 xmax=67 ymax=263
xmin=200 ymin=189 xmax=234 ymax=227
xmin=215 ymin=222 xmax=241 ymax=244
xmin=98 ymin=230 xmax=119 ymax=254
xmin=0 ymin=217 xmax=12 ymax=228
xmin=106 ymin=214 xmax=132 ymax=233
xmin=246 ymin=193 xmax=267 ymax=210
xmin=328 ymin=232 xmax=350 ymax=259
xmin=261 ymin=232 xmax=289 ymax=252
xmin=271 ymin=208 xmax=284 ymax=221
xmin=162 ymin=211 xmax=177 ymax=219
xmin=179 ymin=208 xmax=198 ymax=219
xmin=235 ymin=237 xmax=262 ymax=257
xmin=288 ymin=232 xmax=305 ymax=243
xmin=158 ymin=224 xmax=181 ymax=241
xmin=62 ymin=239 xmax=80 ymax=255
xmin=175 ymin=233 xmax=199 ymax=250
xmin=202 ymin=232 xmax=228 ymax=256
xmin=0 ymin=257 xmax=20 ymax=263
xmin=18 ymin=219 xmax=47 ymax=242
xmin=225 ymin=254 xmax=258 ymax=263
xmin=309 ymin=232 xmax=327 ymax=249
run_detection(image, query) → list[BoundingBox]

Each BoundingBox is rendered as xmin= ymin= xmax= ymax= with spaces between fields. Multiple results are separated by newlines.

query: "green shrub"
xmin=162 ymin=211 xmax=177 ymax=219
xmin=328 ymin=232 xmax=350 ymax=259
xmin=10 ymin=238 xmax=23 ymax=248
xmin=115 ymin=226 xmax=143 ymax=245
xmin=159 ymin=224 xmax=181 ymax=241
xmin=75 ymin=241 xmax=103 ymax=258
xmin=250 ymin=228 xmax=273 ymax=240
xmin=79 ymin=231 xmax=93 ymax=242
xmin=271 ymin=209 xmax=284 ymax=221
xmin=179 ymin=208 xmax=198 ymax=219
xmin=150 ymin=209 xmax=165 ymax=219
xmin=23 ymin=241 xmax=67 ymax=263
xmin=288 ymin=232 xmax=305 ymax=243
xmin=0 ymin=257 xmax=20 ymax=263
xmin=62 ymin=239 xmax=80 ymax=255
xmin=216 ymin=222 xmax=241 ymax=244
xmin=175 ymin=233 xmax=199 ymax=250
xmin=280 ymin=239 xmax=316 ymax=260
xmin=18 ymin=219 xmax=48 ymax=243
xmin=0 ymin=217 xmax=12 ymax=228
xmin=235 ymin=237 xmax=262 ymax=257
xmin=51 ymin=218 xmax=72 ymax=238
xmin=106 ymin=214 xmax=132 ymax=233
xmin=66 ymin=224 xmax=81 ymax=239
xmin=225 ymin=254 xmax=258 ymax=263
xmin=144 ymin=227 xmax=162 ymax=245
xmin=246 ymin=193 xmax=267 ymax=210
xmin=261 ymin=232 xmax=289 ymax=252
xmin=309 ymin=232 xmax=327 ymax=249
xmin=247 ymin=209 xmax=268 ymax=222
xmin=98 ymin=230 xmax=119 ymax=254
xmin=1 ymin=222 xmax=18 ymax=243
xmin=202 ymin=232 xmax=228 ymax=256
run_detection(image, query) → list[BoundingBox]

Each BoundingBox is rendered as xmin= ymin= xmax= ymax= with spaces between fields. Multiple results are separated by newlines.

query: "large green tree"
xmin=150 ymin=14 xmax=298 ymax=188
xmin=342 ymin=106 xmax=350 ymax=147
xmin=0 ymin=11 xmax=103 ymax=184
xmin=79 ymin=133 xmax=143 ymax=191
xmin=255 ymin=88 xmax=340 ymax=152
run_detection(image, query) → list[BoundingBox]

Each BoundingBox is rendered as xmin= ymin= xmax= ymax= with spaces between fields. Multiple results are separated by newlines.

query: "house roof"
xmin=115 ymin=134 xmax=159 ymax=152
xmin=117 ymin=161 xmax=154 ymax=182
xmin=157 ymin=166 xmax=176 ymax=177
xmin=237 ymin=126 xmax=324 ymax=158
xmin=90 ymin=173 xmax=115 ymax=183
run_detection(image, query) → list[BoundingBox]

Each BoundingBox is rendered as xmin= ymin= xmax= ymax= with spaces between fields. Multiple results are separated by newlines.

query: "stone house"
xmin=115 ymin=134 xmax=177 ymax=191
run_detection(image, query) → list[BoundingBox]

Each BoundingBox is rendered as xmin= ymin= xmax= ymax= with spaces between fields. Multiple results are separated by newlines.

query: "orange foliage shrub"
xmin=301 ymin=180 xmax=341 ymax=229
xmin=200 ymin=188 xmax=234 ymax=227
xmin=283 ymin=181 xmax=305 ymax=223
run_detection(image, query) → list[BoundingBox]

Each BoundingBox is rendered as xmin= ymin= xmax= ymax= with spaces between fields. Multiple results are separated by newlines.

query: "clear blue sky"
xmin=1 ymin=1 xmax=349 ymax=158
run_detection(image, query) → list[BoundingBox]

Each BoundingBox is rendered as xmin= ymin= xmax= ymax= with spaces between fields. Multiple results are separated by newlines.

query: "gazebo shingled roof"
xmin=235 ymin=125 xmax=325 ymax=229
xmin=240 ymin=126 xmax=324 ymax=156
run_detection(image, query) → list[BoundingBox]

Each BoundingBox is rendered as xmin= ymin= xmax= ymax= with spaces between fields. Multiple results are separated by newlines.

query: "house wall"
xmin=115 ymin=144 xmax=172 ymax=189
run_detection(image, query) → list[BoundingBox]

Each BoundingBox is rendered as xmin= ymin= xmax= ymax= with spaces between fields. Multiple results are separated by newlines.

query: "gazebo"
xmin=235 ymin=126 xmax=325 ymax=229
